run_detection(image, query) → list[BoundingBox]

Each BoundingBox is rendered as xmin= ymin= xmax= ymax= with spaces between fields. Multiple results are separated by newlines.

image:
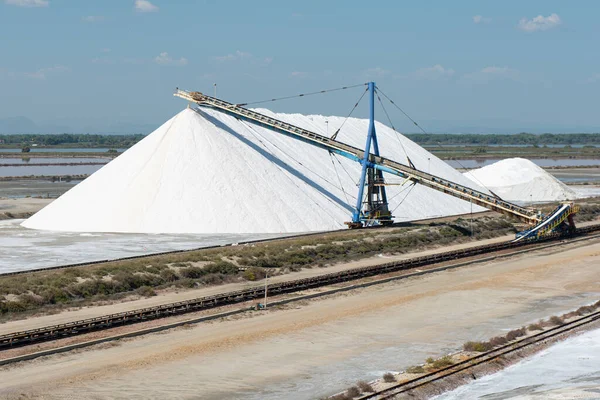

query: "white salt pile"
xmin=463 ymin=158 xmax=578 ymax=203
xmin=23 ymin=107 xmax=486 ymax=234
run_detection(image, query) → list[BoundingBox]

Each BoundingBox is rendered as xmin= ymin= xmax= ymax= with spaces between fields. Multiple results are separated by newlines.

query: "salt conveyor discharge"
xmin=174 ymin=82 xmax=578 ymax=240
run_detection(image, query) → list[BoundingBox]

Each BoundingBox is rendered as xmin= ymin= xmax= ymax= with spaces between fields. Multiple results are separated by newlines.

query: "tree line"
xmin=2 ymin=132 xmax=600 ymax=148
xmin=405 ymin=132 xmax=600 ymax=145
xmin=0 ymin=133 xmax=145 ymax=148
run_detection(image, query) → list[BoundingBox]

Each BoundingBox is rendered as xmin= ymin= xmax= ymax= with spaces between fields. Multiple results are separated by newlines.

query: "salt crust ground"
xmin=22 ymin=107 xmax=486 ymax=234
xmin=1 ymin=238 xmax=599 ymax=400
xmin=464 ymin=158 xmax=579 ymax=203
xmin=435 ymin=327 xmax=600 ymax=400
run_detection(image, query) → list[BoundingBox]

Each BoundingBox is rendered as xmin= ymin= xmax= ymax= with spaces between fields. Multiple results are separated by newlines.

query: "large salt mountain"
xmin=23 ymin=107 xmax=486 ymax=234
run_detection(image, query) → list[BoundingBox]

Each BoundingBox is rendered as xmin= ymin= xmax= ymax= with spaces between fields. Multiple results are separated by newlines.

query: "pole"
xmin=470 ymin=199 xmax=473 ymax=238
xmin=264 ymin=271 xmax=268 ymax=309
xmin=353 ymin=82 xmax=376 ymax=224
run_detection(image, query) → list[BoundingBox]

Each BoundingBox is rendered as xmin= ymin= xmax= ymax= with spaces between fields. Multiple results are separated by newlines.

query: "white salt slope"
xmin=463 ymin=158 xmax=578 ymax=203
xmin=23 ymin=107 xmax=486 ymax=234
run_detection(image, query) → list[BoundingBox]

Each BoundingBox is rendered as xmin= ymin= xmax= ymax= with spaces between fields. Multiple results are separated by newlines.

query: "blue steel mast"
xmin=351 ymin=82 xmax=392 ymax=227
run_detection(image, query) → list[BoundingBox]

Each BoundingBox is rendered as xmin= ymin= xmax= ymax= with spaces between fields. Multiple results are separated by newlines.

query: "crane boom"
xmin=174 ymin=88 xmax=540 ymax=224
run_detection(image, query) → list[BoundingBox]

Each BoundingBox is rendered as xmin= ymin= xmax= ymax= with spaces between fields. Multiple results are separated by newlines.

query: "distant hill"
xmin=0 ymin=116 xmax=38 ymax=133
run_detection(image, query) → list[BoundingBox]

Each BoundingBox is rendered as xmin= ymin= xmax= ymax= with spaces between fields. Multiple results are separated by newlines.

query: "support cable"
xmin=331 ymin=153 xmax=360 ymax=187
xmin=237 ymin=118 xmax=353 ymax=218
xmin=374 ymin=89 xmax=414 ymax=168
xmin=238 ymin=83 xmax=367 ymax=107
xmin=375 ymin=86 xmax=495 ymax=196
xmin=391 ymin=182 xmax=417 ymax=215
xmin=329 ymin=152 xmax=352 ymax=205
xmin=330 ymin=86 xmax=368 ymax=140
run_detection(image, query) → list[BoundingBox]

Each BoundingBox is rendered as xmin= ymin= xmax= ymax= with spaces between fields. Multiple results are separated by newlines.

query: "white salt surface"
xmin=464 ymin=158 xmax=579 ymax=203
xmin=0 ymin=219 xmax=282 ymax=273
xmin=435 ymin=327 xmax=600 ymax=399
xmin=22 ymin=107 xmax=485 ymax=234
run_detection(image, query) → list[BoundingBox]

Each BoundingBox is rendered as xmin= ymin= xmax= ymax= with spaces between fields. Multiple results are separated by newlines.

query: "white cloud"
xmin=21 ymin=65 xmax=69 ymax=79
xmin=82 ymin=15 xmax=104 ymax=22
xmin=101 ymin=48 xmax=111 ymax=53
xmin=473 ymin=15 xmax=491 ymax=24
xmin=415 ymin=64 xmax=455 ymax=80
xmin=365 ymin=67 xmax=390 ymax=78
xmin=462 ymin=66 xmax=519 ymax=83
xmin=135 ymin=0 xmax=158 ymax=13
xmin=290 ymin=71 xmax=307 ymax=78
xmin=5 ymin=0 xmax=48 ymax=7
xmin=263 ymin=57 xmax=273 ymax=65
xmin=518 ymin=13 xmax=561 ymax=32
xmin=154 ymin=52 xmax=188 ymax=66
xmin=214 ymin=50 xmax=252 ymax=62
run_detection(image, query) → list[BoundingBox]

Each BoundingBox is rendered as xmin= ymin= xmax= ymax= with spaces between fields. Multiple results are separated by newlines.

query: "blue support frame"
xmin=352 ymin=82 xmax=377 ymax=224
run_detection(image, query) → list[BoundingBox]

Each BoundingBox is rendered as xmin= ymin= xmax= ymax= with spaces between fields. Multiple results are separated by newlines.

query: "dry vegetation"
xmin=0 ymin=215 xmax=520 ymax=320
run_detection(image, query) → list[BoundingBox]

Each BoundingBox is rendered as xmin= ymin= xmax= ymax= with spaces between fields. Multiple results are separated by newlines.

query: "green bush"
xmin=405 ymin=365 xmax=425 ymax=374
xmin=203 ymin=261 xmax=239 ymax=275
xmin=179 ymin=266 xmax=205 ymax=279
xmin=242 ymin=267 xmax=266 ymax=281
xmin=463 ymin=341 xmax=491 ymax=352
xmin=136 ymin=286 xmax=156 ymax=297
xmin=160 ymin=269 xmax=179 ymax=282
xmin=431 ymin=355 xmax=454 ymax=369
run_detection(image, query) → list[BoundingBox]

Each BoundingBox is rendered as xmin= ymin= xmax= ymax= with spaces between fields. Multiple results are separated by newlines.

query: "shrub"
xmin=38 ymin=287 xmax=70 ymax=304
xmin=136 ymin=286 xmax=156 ymax=297
xmin=199 ymin=273 xmax=225 ymax=285
xmin=431 ymin=355 xmax=454 ymax=369
xmin=3 ymin=300 xmax=27 ymax=313
xmin=425 ymin=357 xmax=435 ymax=364
xmin=506 ymin=328 xmax=527 ymax=341
xmin=357 ymin=381 xmax=374 ymax=392
xmin=527 ymin=323 xmax=543 ymax=331
xmin=577 ymin=305 xmax=595 ymax=315
xmin=346 ymin=386 xmax=360 ymax=398
xmin=203 ymin=261 xmax=239 ymax=275
xmin=463 ymin=341 xmax=490 ymax=352
xmin=382 ymin=372 xmax=396 ymax=383
xmin=179 ymin=266 xmax=205 ymax=279
xmin=488 ymin=336 xmax=508 ymax=347
xmin=405 ymin=365 xmax=425 ymax=374
xmin=160 ymin=269 xmax=179 ymax=282
xmin=549 ymin=316 xmax=564 ymax=326
xmin=242 ymin=267 xmax=266 ymax=281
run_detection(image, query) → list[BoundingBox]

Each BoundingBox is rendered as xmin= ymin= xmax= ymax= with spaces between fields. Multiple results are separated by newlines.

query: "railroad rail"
xmin=2 ymin=224 xmax=600 ymax=351
xmin=357 ymin=309 xmax=600 ymax=399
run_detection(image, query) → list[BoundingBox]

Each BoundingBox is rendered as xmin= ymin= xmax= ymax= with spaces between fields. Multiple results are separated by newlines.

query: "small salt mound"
xmin=463 ymin=158 xmax=578 ymax=203
xmin=23 ymin=107 xmax=487 ymax=234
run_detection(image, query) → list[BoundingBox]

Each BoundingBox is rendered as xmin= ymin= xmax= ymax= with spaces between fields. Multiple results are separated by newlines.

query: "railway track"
xmin=357 ymin=309 xmax=600 ymax=400
xmin=1 ymin=224 xmax=599 ymax=352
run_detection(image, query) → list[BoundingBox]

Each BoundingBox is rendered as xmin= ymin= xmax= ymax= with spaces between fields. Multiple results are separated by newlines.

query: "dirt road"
xmin=1 ymin=236 xmax=599 ymax=399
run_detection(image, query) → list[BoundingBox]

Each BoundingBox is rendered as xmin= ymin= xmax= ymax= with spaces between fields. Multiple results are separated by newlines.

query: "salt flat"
xmin=2 ymin=237 xmax=599 ymax=399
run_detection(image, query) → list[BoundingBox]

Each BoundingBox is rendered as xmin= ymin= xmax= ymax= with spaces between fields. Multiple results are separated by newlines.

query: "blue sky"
xmin=1 ymin=0 xmax=599 ymax=133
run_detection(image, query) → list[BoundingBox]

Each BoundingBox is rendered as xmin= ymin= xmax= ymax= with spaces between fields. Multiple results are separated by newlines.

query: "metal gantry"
xmin=174 ymin=83 xmax=578 ymax=238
